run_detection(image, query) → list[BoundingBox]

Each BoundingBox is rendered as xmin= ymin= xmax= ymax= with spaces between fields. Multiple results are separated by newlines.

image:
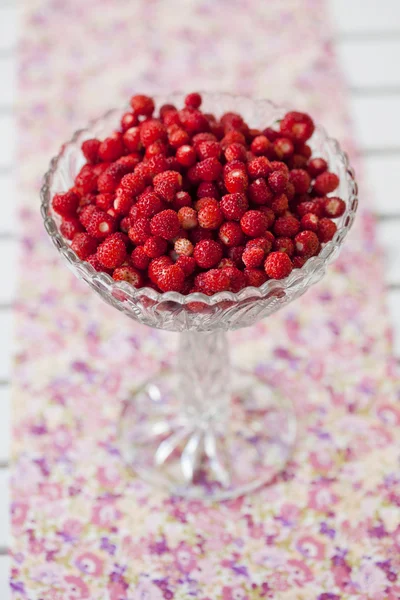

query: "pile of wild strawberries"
xmin=52 ymin=92 xmax=345 ymax=295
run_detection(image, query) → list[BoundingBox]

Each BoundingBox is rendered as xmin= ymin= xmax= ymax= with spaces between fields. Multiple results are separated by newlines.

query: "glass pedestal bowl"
xmin=41 ymin=93 xmax=358 ymax=500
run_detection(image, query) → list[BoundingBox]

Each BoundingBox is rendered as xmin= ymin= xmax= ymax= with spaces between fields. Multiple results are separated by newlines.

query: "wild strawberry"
xmin=71 ymin=232 xmax=99 ymax=260
xmin=313 ymin=172 xmax=339 ymax=196
xmin=242 ymin=246 xmax=265 ymax=268
xmin=82 ymin=139 xmax=100 ymax=163
xmin=223 ymin=266 xmax=247 ymax=292
xmin=123 ymin=126 xmax=141 ymax=152
xmin=224 ymin=168 xmax=248 ymax=193
xmin=273 ymin=237 xmax=295 ymax=256
xmin=280 ymin=111 xmax=315 ymax=143
xmin=174 ymin=238 xmax=193 ymax=256
xmin=198 ymin=204 xmax=224 ymax=230
xmin=184 ymin=92 xmax=202 ymax=109
xmin=135 ymin=192 xmax=163 ymax=218
xmin=219 ymin=221 xmax=244 ymax=247
xmin=196 ymin=140 xmax=221 ymax=161
xmin=145 ymin=140 xmax=167 ymax=159
xmin=173 ymin=191 xmax=192 ymax=210
xmin=218 ymin=258 xmax=236 ymax=269
xmin=78 ymin=204 xmax=97 ymax=228
xmin=145 ymin=155 xmax=168 ymax=178
xmin=128 ymin=217 xmax=151 ymax=244
xmin=113 ymin=192 xmax=133 ymax=216
xmin=273 ymin=137 xmax=294 ymax=159
xmin=289 ymin=154 xmax=308 ymax=169
xmin=120 ymin=112 xmax=138 ymax=131
xmin=167 ymin=126 xmax=189 ymax=149
xmin=97 ymin=164 xmax=126 ymax=193
xmin=295 ymin=230 xmax=319 ymax=257
xmin=178 ymin=108 xmax=209 ymax=135
xmin=296 ymin=200 xmax=324 ymax=218
xmin=98 ymin=134 xmax=124 ymax=162
xmin=153 ymin=170 xmax=182 ymax=191
xmin=248 ymin=178 xmax=273 ymax=206
xmin=263 ymin=127 xmax=280 ymax=142
xmin=220 ymin=130 xmax=246 ymax=149
xmin=157 ymin=264 xmax=185 ymax=292
xmin=227 ymin=246 xmax=245 ymax=268
xmin=244 ymin=268 xmax=268 ymax=287
xmin=197 ymin=182 xmax=220 ymax=199
xmin=219 ymin=193 xmax=248 ymax=221
xmin=323 ymin=196 xmax=345 ymax=218
xmin=199 ymin=269 xmax=231 ymax=293
xmin=195 ymin=157 xmax=223 ymax=182
xmin=150 ymin=209 xmax=180 ymax=240
xmin=176 ymin=206 xmax=197 ymax=230
xmin=130 ymin=94 xmax=155 ymax=117
xmin=86 ymin=211 xmax=116 ymax=239
xmin=52 ymin=191 xmax=80 ymax=217
xmin=258 ymin=206 xmax=275 ymax=229
xmin=251 ymin=135 xmax=271 ymax=156
xmin=270 ymin=161 xmax=289 ymax=174
xmin=290 ymin=169 xmax=311 ymax=194
xmin=292 ymin=256 xmax=307 ymax=268
xmin=268 ymin=169 xmax=289 ymax=194
xmin=194 ymin=239 xmax=223 ymax=268
xmin=113 ymin=265 xmax=144 ymax=288
xmin=300 ymin=213 xmax=319 ymax=232
xmin=192 ymin=132 xmax=217 ymax=147
xmin=148 ymin=256 xmax=173 ymax=284
xmin=307 ymin=157 xmax=328 ymax=177
xmin=87 ymin=253 xmax=109 ymax=273
xmin=297 ymin=144 xmax=312 ymax=159
xmin=60 ymin=218 xmax=84 ymax=240
xmin=271 ymin=193 xmax=289 ymax=215
xmin=131 ymin=245 xmax=151 ymax=270
xmin=225 ymin=143 xmax=247 ymax=162
xmin=97 ymin=233 xmax=127 ymax=269
xmin=274 ymin=215 xmax=300 ymax=238
xmin=246 ymin=236 xmax=273 ymax=254
xmin=143 ymin=235 xmax=168 ymax=258
xmin=174 ymin=144 xmax=196 ymax=167
xmin=223 ymin=160 xmax=247 ymax=178
xmin=247 ymin=156 xmax=272 ymax=179
xmin=163 ymin=109 xmax=181 ymax=127
xmin=264 ymin=251 xmax=293 ymax=279
xmin=176 ymin=255 xmax=197 ymax=276
xmin=240 ymin=210 xmax=268 ymax=237
xmin=119 ymin=172 xmax=146 ymax=198
xmin=190 ymin=226 xmax=213 ymax=244
xmin=140 ymin=119 xmax=167 ymax=148
xmin=318 ymin=218 xmax=337 ymax=243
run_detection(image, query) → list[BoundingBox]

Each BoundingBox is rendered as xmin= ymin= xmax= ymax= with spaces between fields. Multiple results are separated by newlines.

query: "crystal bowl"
xmin=41 ymin=92 xmax=358 ymax=500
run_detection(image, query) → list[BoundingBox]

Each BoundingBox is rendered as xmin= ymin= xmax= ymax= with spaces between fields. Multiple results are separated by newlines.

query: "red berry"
xmin=98 ymin=134 xmax=124 ymax=162
xmin=119 ymin=172 xmax=146 ymax=198
xmin=298 ymin=144 xmax=312 ymax=159
xmin=195 ymin=157 xmax=223 ymax=182
xmin=196 ymin=140 xmax=221 ymax=161
xmin=157 ymin=264 xmax=185 ymax=293
xmin=78 ymin=204 xmax=97 ymax=228
xmin=192 ymin=132 xmax=217 ymax=148
xmin=289 ymin=154 xmax=308 ymax=169
xmin=271 ymin=193 xmax=289 ymax=215
xmin=113 ymin=191 xmax=133 ymax=216
xmin=97 ymin=234 xmax=127 ymax=269
xmin=220 ymin=193 xmax=248 ymax=221
xmin=242 ymin=246 xmax=265 ymax=268
xmin=225 ymin=143 xmax=247 ymax=162
xmin=223 ymin=266 xmax=247 ymax=292
xmin=128 ymin=217 xmax=151 ymax=244
xmin=199 ymin=268 xmax=231 ymax=293
xmin=82 ymin=139 xmax=100 ymax=163
xmin=150 ymin=209 xmax=180 ymax=240
xmin=247 ymin=156 xmax=272 ymax=179
xmin=246 ymin=236 xmax=273 ymax=254
xmin=224 ymin=168 xmax=248 ymax=193
xmin=273 ymin=215 xmax=300 ymax=238
xmin=292 ymin=256 xmax=308 ymax=268
xmin=240 ymin=210 xmax=268 ymax=237
xmin=131 ymin=245 xmax=151 ymax=270
xmin=143 ymin=235 xmax=168 ymax=258
xmin=244 ymin=268 xmax=268 ymax=287
xmin=185 ymin=92 xmax=202 ymax=109
xmin=130 ymin=94 xmax=155 ymax=117
xmin=71 ymin=232 xmax=98 ymax=260
xmin=190 ymin=226 xmax=213 ymax=244
xmin=285 ymin=181 xmax=296 ymax=201
xmin=318 ymin=218 xmax=337 ymax=243
xmin=300 ymin=213 xmax=319 ymax=232
xmin=280 ymin=111 xmax=315 ymax=143
xmin=296 ymin=200 xmax=324 ymax=218
xmin=307 ymin=157 xmax=328 ymax=177
xmin=145 ymin=140 xmax=167 ymax=160
xmin=294 ymin=230 xmax=320 ymax=257
xmin=263 ymin=127 xmax=280 ymax=142
xmin=178 ymin=206 xmax=198 ymax=230
xmin=173 ymin=238 xmax=193 ymax=257
xmin=173 ymin=191 xmax=192 ymax=210
xmin=313 ymin=172 xmax=339 ymax=196
xmin=123 ymin=126 xmax=141 ymax=152
xmin=167 ymin=126 xmax=189 ymax=149
xmin=52 ymin=191 xmax=80 ymax=217
xmin=218 ymin=221 xmax=245 ymax=247
xmin=86 ymin=211 xmax=116 ymax=239
xmin=223 ymin=160 xmax=247 ymax=178
xmin=163 ymin=110 xmax=181 ymax=127
xmin=145 ymin=155 xmax=168 ymax=178
xmin=153 ymin=171 xmax=183 ymax=200
xmin=248 ymin=178 xmax=273 ymax=206
xmin=273 ymin=237 xmax=295 ymax=256
xmin=194 ymin=239 xmax=223 ymax=268
xmin=179 ymin=108 xmax=209 ymax=134
xmin=176 ymin=255 xmax=197 ymax=276
xmin=97 ymin=164 xmax=126 ymax=193
xmin=136 ymin=191 xmax=164 ymax=218
xmin=218 ymin=258 xmax=236 ymax=269
xmin=120 ymin=112 xmax=138 ymax=131
xmin=197 ymin=181 xmax=220 ymax=199
xmin=227 ymin=246 xmax=245 ymax=268
xmin=140 ymin=119 xmax=167 ymax=148
xmin=290 ymin=169 xmax=311 ymax=194
xmin=268 ymin=169 xmax=289 ymax=194
xmin=175 ymin=144 xmax=196 ymax=167
xmin=96 ymin=193 xmax=114 ymax=211
xmin=273 ymin=137 xmax=294 ymax=159
xmin=113 ymin=265 xmax=144 ymax=288
xmin=60 ymin=218 xmax=84 ymax=240
xmin=264 ymin=251 xmax=293 ymax=279
xmin=148 ymin=256 xmax=173 ymax=284
xmin=87 ymin=253 xmax=108 ymax=273
xmin=323 ymin=196 xmax=345 ymax=218
xmin=197 ymin=203 xmax=223 ymax=230
xmin=251 ymin=135 xmax=271 ymax=156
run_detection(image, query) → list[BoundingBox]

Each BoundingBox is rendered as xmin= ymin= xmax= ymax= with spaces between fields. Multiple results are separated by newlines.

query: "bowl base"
xmin=118 ymin=370 xmax=297 ymax=501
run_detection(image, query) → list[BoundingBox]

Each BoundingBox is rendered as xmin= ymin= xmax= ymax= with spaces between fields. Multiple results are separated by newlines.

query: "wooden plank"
xmin=0 ymin=387 xmax=10 ymax=465
xmin=0 ymin=556 xmax=9 ymax=600
xmin=0 ymin=116 xmax=14 ymax=168
xmin=0 ymin=312 xmax=13 ymax=382
xmin=0 ymin=469 xmax=9 ymax=549
xmin=0 ymin=174 xmax=15 ymax=234
xmin=336 ymin=40 xmax=400 ymax=90
xmin=350 ymin=96 xmax=400 ymax=151
xmin=0 ymin=240 xmax=17 ymax=305
xmin=329 ymin=0 xmax=400 ymax=36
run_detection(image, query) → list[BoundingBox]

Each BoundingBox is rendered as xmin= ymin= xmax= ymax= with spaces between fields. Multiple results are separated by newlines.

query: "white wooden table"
xmin=1 ymin=0 xmax=400 ymax=594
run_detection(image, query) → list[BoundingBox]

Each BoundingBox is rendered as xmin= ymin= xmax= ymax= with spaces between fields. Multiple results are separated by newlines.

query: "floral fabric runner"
xmin=11 ymin=1 xmax=400 ymax=598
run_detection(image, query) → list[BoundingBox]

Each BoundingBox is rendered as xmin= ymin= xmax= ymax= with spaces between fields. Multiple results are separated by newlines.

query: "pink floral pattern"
xmin=11 ymin=0 xmax=400 ymax=598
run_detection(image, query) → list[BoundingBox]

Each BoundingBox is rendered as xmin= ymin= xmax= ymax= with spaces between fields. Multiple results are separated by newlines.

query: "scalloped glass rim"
xmin=40 ymin=92 xmax=358 ymax=307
